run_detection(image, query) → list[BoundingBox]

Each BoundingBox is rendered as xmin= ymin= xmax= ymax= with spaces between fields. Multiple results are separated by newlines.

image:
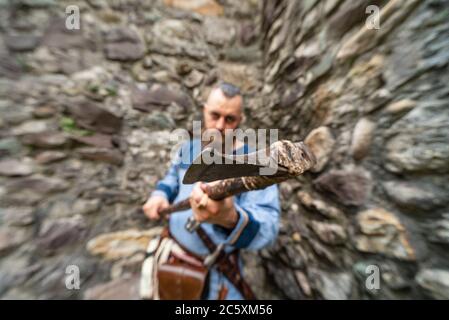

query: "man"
xmin=142 ymin=82 xmax=280 ymax=299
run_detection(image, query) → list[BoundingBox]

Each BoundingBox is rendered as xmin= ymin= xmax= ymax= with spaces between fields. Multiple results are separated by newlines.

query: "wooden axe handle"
xmin=157 ymin=174 xmax=290 ymax=217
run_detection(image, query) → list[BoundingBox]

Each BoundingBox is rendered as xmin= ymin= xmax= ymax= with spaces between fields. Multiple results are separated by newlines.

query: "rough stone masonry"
xmin=0 ymin=0 xmax=448 ymax=299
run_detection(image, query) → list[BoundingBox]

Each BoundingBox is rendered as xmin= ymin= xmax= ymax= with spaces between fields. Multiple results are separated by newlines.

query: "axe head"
xmin=182 ymin=140 xmax=316 ymax=184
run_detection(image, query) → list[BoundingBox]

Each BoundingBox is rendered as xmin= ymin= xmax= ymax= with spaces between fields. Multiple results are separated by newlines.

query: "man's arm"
xmin=150 ymin=157 xmax=180 ymax=203
xmin=224 ymin=185 xmax=280 ymax=250
xmin=143 ymin=147 xmax=182 ymax=219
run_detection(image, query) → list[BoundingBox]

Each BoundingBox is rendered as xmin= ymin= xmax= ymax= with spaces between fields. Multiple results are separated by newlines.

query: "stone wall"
xmin=0 ymin=0 xmax=266 ymax=299
xmin=0 ymin=0 xmax=448 ymax=300
xmin=258 ymin=0 xmax=449 ymax=299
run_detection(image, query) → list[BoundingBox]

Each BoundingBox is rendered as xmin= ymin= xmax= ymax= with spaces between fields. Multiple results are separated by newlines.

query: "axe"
xmin=156 ymin=140 xmax=316 ymax=232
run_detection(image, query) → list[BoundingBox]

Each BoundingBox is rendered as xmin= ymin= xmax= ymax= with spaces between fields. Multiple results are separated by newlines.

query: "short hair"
xmin=217 ymin=82 xmax=241 ymax=98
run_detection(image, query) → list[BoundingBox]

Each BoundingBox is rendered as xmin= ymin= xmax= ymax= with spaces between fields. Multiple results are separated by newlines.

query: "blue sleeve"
xmin=213 ymin=184 xmax=280 ymax=250
xmin=150 ymin=147 xmax=182 ymax=203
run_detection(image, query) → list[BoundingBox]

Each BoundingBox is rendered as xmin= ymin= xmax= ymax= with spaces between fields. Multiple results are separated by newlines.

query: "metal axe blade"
xmin=182 ymin=140 xmax=315 ymax=184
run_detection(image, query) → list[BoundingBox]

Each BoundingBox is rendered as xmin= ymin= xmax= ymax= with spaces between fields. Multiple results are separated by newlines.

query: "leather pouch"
xmin=157 ymin=251 xmax=208 ymax=300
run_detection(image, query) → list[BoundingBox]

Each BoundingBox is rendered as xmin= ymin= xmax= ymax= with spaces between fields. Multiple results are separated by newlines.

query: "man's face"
xmin=203 ymin=88 xmax=243 ymax=139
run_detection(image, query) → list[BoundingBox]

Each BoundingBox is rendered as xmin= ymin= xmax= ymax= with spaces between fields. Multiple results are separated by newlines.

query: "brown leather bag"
xmin=151 ymin=227 xmax=255 ymax=300
xmin=156 ymin=231 xmax=209 ymax=300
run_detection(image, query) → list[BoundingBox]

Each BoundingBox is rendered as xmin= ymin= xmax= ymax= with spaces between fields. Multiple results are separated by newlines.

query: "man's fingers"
xmin=198 ymin=193 xmax=208 ymax=209
xmin=143 ymin=203 xmax=160 ymax=220
xmin=192 ymin=183 xmax=205 ymax=203
xmin=193 ymin=207 xmax=207 ymax=222
xmin=142 ymin=204 xmax=152 ymax=218
xmin=160 ymin=201 xmax=169 ymax=210
xmin=142 ymin=196 xmax=169 ymax=221
xmin=149 ymin=207 xmax=160 ymax=220
xmin=192 ymin=183 xmax=210 ymax=209
xmin=200 ymin=182 xmax=209 ymax=193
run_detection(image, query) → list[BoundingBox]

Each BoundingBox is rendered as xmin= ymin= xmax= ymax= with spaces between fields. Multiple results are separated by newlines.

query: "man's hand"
xmin=190 ymin=182 xmax=239 ymax=229
xmin=142 ymin=195 xmax=169 ymax=220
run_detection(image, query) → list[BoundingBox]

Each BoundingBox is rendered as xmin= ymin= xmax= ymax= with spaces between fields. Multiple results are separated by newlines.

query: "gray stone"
xmin=297 ymin=191 xmax=345 ymax=220
xmin=37 ymin=215 xmax=87 ymax=252
xmin=223 ymin=46 xmax=262 ymax=63
xmin=5 ymin=175 xmax=70 ymax=195
xmin=384 ymin=99 xmax=417 ymax=114
xmin=73 ymin=199 xmax=101 ymax=215
xmin=384 ymin=100 xmax=449 ymax=173
xmin=13 ymin=0 xmax=56 ymax=7
xmin=304 ymin=126 xmax=335 ymax=172
xmin=183 ymin=69 xmax=204 ymax=88
xmin=132 ymin=85 xmax=192 ymax=112
xmin=148 ymin=19 xmax=209 ymax=59
xmin=336 ymin=0 xmax=421 ymax=61
xmin=351 ymin=118 xmax=375 ymax=161
xmin=104 ymin=27 xmax=146 ymax=62
xmin=12 ymin=120 xmax=52 ymax=135
xmin=87 ymin=228 xmax=162 ymax=261
xmin=295 ymin=271 xmax=313 ymax=297
xmin=70 ymin=134 xmax=114 ymax=149
xmin=0 ymin=207 xmax=34 ymax=226
xmin=35 ymin=151 xmax=67 ymax=164
xmin=309 ymin=238 xmax=338 ymax=264
xmin=130 ymin=61 xmax=152 ymax=82
xmin=21 ymin=132 xmax=68 ymax=148
xmin=313 ymin=167 xmax=373 ymax=206
xmin=0 ymin=52 xmax=22 ymax=79
xmin=266 ymin=262 xmax=304 ymax=299
xmin=66 ymin=100 xmax=122 ymax=134
xmin=5 ymin=34 xmax=40 ymax=52
xmin=0 ymin=254 xmax=40 ymax=296
xmin=203 ymin=17 xmax=236 ymax=46
xmin=416 ymin=269 xmax=449 ymax=300
xmin=241 ymin=251 xmax=282 ymax=299
xmin=427 ymin=213 xmax=449 ymax=245
xmin=354 ymin=208 xmax=416 ymax=261
xmin=309 ymin=269 xmax=353 ymax=300
xmin=380 ymin=263 xmax=410 ymax=290
xmin=175 ymin=61 xmax=192 ymax=76
xmin=86 ymin=189 xmax=139 ymax=205
xmin=86 ymin=0 xmax=108 ymax=9
xmin=0 ymin=159 xmax=34 ymax=177
xmin=42 ymin=18 xmax=86 ymax=50
xmin=84 ymin=275 xmax=140 ymax=300
xmin=279 ymin=243 xmax=306 ymax=269
xmin=47 ymin=200 xmax=73 ymax=219
xmin=24 ymin=256 xmax=95 ymax=299
xmin=77 ymin=147 xmax=124 ymax=166
xmin=240 ymin=21 xmax=257 ymax=46
xmin=33 ymin=106 xmax=57 ymax=119
xmin=0 ymin=137 xmax=22 ymax=158
xmin=110 ymin=253 xmax=145 ymax=279
xmin=141 ymin=112 xmax=176 ymax=130
xmin=310 ymin=221 xmax=347 ymax=245
xmin=217 ymin=62 xmax=260 ymax=92
xmin=0 ymin=227 xmax=31 ymax=254
xmin=353 ymin=261 xmax=409 ymax=292
xmin=163 ymin=0 xmax=224 ymax=16
xmin=383 ymin=181 xmax=447 ymax=211
xmin=0 ymin=103 xmax=33 ymax=126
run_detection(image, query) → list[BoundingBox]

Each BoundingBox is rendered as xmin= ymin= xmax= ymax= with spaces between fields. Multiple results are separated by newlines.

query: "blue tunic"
xmin=151 ymin=139 xmax=280 ymax=299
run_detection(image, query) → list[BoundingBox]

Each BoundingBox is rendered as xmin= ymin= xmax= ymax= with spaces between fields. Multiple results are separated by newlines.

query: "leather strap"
xmin=196 ymin=226 xmax=256 ymax=300
xmin=217 ymin=284 xmax=228 ymax=300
